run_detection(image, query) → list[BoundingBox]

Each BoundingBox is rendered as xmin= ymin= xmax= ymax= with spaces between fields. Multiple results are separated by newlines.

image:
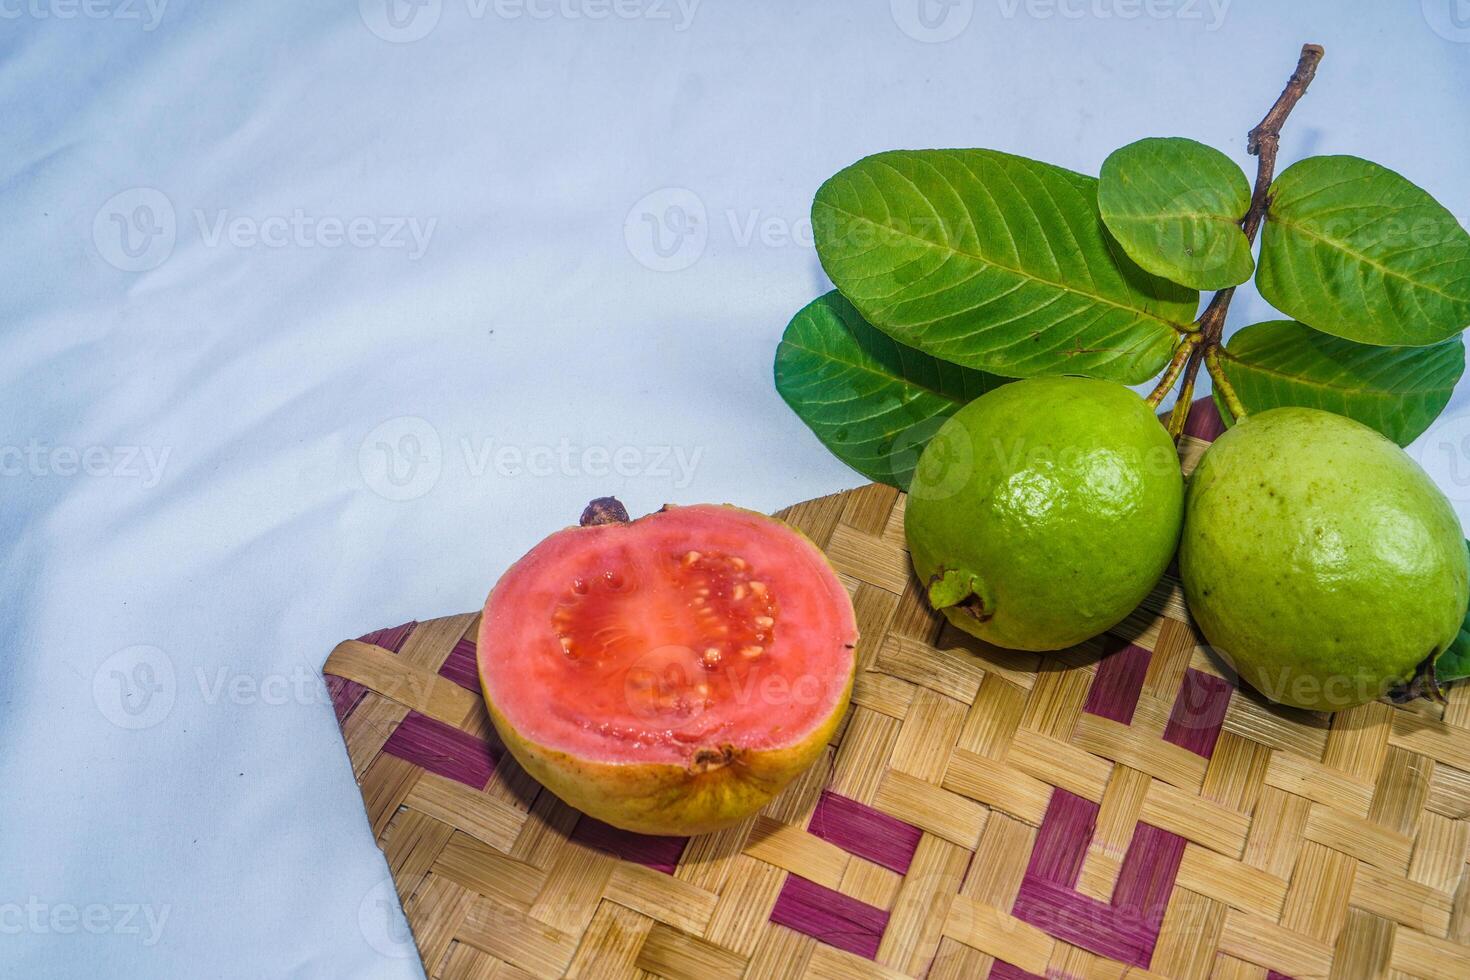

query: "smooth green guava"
xmin=1180 ymin=407 xmax=1468 ymax=711
xmin=905 ymin=376 xmax=1184 ymax=651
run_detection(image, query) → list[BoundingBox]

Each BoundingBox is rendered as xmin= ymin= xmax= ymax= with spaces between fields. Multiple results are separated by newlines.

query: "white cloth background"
xmin=3 ymin=1 xmax=1468 ymax=976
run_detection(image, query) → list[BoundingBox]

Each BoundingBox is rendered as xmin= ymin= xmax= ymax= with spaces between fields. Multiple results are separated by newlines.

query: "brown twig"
xmin=1162 ymin=43 xmax=1324 ymax=440
xmin=1243 ymin=43 xmax=1324 ymax=243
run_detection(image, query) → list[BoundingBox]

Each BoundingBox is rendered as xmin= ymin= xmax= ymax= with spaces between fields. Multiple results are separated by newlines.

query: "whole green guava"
xmin=905 ymin=376 xmax=1184 ymax=651
xmin=1180 ymin=407 xmax=1468 ymax=711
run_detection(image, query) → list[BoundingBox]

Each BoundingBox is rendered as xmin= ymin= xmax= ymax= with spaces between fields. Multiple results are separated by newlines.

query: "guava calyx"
xmin=689 ymin=744 xmax=739 ymax=774
xmin=1387 ymin=651 xmax=1447 ymax=706
xmin=927 ymin=567 xmax=993 ymax=623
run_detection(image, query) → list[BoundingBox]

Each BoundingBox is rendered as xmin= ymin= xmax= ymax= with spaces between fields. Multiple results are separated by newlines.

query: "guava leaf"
xmin=1257 ymin=155 xmax=1470 ymax=347
xmin=774 ymin=291 xmax=1007 ymax=490
xmin=812 ymin=149 xmax=1198 ymax=384
xmin=1099 ymin=137 xmax=1254 ymax=290
xmin=1215 ymin=320 xmax=1465 ymax=446
xmin=1436 ymin=541 xmax=1470 ymax=684
xmin=1441 ymin=633 xmax=1470 ymax=684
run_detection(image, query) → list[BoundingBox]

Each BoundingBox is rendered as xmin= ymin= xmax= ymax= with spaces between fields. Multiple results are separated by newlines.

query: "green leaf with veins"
xmin=774 ymin=291 xmax=1008 ymax=490
xmin=1436 ymin=541 xmax=1470 ymax=684
xmin=1257 ymin=155 xmax=1470 ymax=346
xmin=1099 ymin=137 xmax=1254 ymax=290
xmin=1215 ymin=320 xmax=1465 ymax=446
xmin=812 ymin=149 xmax=1198 ymax=384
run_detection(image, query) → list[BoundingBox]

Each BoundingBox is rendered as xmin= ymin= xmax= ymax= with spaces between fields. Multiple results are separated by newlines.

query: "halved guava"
xmin=477 ymin=498 xmax=857 ymax=836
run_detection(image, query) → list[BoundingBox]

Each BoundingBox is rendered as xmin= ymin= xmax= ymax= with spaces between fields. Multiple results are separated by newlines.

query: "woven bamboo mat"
xmin=323 ymin=399 xmax=1470 ymax=980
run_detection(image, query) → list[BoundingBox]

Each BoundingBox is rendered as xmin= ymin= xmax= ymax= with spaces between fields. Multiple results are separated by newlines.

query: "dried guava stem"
xmin=1160 ymin=43 xmax=1324 ymax=440
xmin=580 ymin=497 xmax=631 ymax=526
xmin=1243 ymin=43 xmax=1325 ymax=243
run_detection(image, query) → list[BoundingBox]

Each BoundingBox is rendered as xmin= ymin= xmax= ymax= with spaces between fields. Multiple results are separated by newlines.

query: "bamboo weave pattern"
xmin=323 ymin=401 xmax=1470 ymax=979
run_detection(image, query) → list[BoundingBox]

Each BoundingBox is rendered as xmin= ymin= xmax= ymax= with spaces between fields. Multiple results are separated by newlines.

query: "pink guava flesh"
xmin=479 ymin=504 xmax=857 ymax=768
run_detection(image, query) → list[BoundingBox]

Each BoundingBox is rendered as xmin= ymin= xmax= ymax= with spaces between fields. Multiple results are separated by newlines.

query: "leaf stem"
xmin=1145 ymin=334 xmax=1199 ymax=409
xmin=1166 ymin=354 xmax=1200 ymax=441
xmin=1205 ymin=347 xmax=1247 ymax=420
xmin=1162 ymin=42 xmax=1324 ymax=440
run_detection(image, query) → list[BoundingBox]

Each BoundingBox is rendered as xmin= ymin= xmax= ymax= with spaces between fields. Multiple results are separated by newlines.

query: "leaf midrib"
xmin=1220 ymin=348 xmax=1453 ymax=398
xmin=1267 ymin=211 xmax=1470 ymax=304
xmin=1109 ymin=208 xmax=1243 ymax=225
xmin=816 ymin=199 xmax=1193 ymax=334
xmin=779 ymin=338 xmax=969 ymax=407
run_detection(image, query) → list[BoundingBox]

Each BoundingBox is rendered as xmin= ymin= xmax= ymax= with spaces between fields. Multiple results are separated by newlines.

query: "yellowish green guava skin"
xmin=1180 ymin=407 xmax=1468 ymax=711
xmin=905 ymin=376 xmax=1184 ymax=651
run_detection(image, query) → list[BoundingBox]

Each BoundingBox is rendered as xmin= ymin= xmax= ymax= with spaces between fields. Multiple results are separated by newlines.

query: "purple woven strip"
xmin=989 ymin=962 xmax=1044 ymax=980
xmin=1267 ymin=972 xmax=1296 ymax=980
xmin=808 ymin=790 xmax=923 ymax=875
xmin=1184 ymin=397 xmax=1225 ymax=441
xmin=1014 ymin=797 xmax=1187 ymax=966
xmin=1163 ymin=668 xmax=1232 ymax=759
xmin=381 ymin=710 xmax=498 ymax=788
xmin=327 ymin=621 xmax=418 ymax=723
xmin=769 ymin=875 xmax=889 ymax=960
xmin=570 ymin=817 xmax=688 ymax=875
xmin=1082 ymin=641 xmax=1151 ymax=724
xmin=1013 ymin=876 xmax=1154 ymax=966
xmin=438 ymin=637 xmax=480 ymax=692
xmin=326 ymin=674 xmax=367 ymax=725
xmin=358 ymin=620 xmax=417 ymax=653
xmin=1112 ymin=822 xmax=1187 ymax=929
xmin=1024 ymin=790 xmax=1096 ymax=888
